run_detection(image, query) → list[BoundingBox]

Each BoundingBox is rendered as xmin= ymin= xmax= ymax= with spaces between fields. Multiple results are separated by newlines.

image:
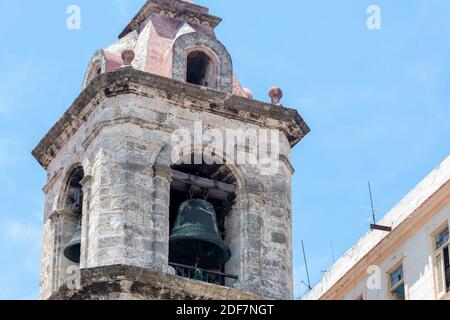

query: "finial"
xmin=269 ymin=86 xmax=283 ymax=105
xmin=120 ymin=49 xmax=135 ymax=68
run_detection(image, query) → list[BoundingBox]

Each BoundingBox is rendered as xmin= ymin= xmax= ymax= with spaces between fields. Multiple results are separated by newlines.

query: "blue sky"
xmin=0 ymin=0 xmax=449 ymax=299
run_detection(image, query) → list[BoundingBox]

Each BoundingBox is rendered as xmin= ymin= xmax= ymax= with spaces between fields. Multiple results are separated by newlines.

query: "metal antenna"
xmin=330 ymin=240 xmax=336 ymax=264
xmin=301 ymin=240 xmax=312 ymax=291
xmin=368 ymin=181 xmax=376 ymax=225
xmin=368 ymin=181 xmax=392 ymax=232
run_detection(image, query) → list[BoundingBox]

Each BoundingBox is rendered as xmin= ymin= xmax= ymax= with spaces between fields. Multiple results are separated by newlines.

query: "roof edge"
xmin=32 ymin=68 xmax=310 ymax=169
xmin=303 ymin=156 xmax=450 ymax=300
xmin=119 ymin=0 xmax=222 ymax=39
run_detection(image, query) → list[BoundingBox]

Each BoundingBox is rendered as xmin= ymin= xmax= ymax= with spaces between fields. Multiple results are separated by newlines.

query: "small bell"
xmin=169 ymin=199 xmax=231 ymax=269
xmin=63 ymin=216 xmax=82 ymax=263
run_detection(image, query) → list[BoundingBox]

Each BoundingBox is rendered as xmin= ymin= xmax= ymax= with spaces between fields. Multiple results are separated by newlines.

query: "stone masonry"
xmin=33 ymin=0 xmax=310 ymax=300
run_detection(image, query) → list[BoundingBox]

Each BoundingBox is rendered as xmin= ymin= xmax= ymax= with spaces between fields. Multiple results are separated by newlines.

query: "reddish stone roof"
xmin=119 ymin=0 xmax=221 ymax=39
xmin=83 ymin=0 xmax=251 ymax=97
xmin=33 ymin=69 xmax=310 ymax=169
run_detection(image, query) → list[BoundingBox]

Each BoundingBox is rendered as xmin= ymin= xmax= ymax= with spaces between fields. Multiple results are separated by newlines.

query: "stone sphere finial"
xmin=269 ymin=86 xmax=283 ymax=105
xmin=121 ymin=49 xmax=135 ymax=67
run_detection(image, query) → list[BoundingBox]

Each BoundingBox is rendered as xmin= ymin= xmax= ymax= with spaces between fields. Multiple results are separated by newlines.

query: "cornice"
xmin=32 ymin=68 xmax=310 ymax=169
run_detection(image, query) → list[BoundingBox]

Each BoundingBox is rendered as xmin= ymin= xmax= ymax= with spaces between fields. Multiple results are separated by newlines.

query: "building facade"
xmin=32 ymin=0 xmax=310 ymax=300
xmin=304 ymin=157 xmax=450 ymax=300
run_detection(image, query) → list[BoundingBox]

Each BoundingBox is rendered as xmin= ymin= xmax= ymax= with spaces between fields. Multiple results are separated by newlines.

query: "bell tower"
xmin=33 ymin=0 xmax=310 ymax=300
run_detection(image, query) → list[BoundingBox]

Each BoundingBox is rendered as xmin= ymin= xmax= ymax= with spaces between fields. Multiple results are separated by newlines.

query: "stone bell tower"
xmin=33 ymin=0 xmax=309 ymax=300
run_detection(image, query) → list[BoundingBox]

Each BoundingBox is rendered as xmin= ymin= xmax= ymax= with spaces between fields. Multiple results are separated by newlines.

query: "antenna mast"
xmin=368 ymin=181 xmax=392 ymax=232
xmin=330 ymin=240 xmax=336 ymax=264
xmin=301 ymin=240 xmax=312 ymax=291
xmin=368 ymin=181 xmax=376 ymax=225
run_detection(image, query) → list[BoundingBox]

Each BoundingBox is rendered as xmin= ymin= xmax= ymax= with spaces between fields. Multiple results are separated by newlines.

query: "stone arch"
xmin=172 ymin=32 xmax=233 ymax=93
xmin=154 ymin=143 xmax=247 ymax=189
xmin=153 ymin=143 xmax=172 ymax=168
xmin=81 ymin=50 xmax=105 ymax=90
xmin=58 ymin=164 xmax=85 ymax=212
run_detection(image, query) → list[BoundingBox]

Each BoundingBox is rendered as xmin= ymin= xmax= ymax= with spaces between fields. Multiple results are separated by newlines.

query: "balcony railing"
xmin=169 ymin=262 xmax=238 ymax=286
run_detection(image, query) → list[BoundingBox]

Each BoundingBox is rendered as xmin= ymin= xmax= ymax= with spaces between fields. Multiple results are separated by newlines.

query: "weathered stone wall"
xmin=225 ymin=168 xmax=293 ymax=299
xmin=50 ymin=265 xmax=267 ymax=300
xmin=36 ymin=71 xmax=307 ymax=300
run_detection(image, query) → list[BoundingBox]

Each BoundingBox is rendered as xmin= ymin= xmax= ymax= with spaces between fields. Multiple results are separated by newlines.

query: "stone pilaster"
xmin=149 ymin=165 xmax=172 ymax=272
xmin=225 ymin=188 xmax=264 ymax=295
xmin=39 ymin=210 xmax=78 ymax=298
xmin=79 ymin=175 xmax=93 ymax=269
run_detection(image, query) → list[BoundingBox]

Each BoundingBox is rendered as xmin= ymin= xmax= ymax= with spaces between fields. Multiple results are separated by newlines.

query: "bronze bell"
xmin=63 ymin=216 xmax=82 ymax=263
xmin=169 ymin=199 xmax=231 ymax=269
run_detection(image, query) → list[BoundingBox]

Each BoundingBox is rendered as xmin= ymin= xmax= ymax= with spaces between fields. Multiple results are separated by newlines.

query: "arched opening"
xmin=62 ymin=166 xmax=84 ymax=264
xmin=173 ymin=32 xmax=233 ymax=92
xmin=85 ymin=61 xmax=102 ymax=87
xmin=186 ymin=51 xmax=215 ymax=88
xmin=168 ymin=156 xmax=238 ymax=286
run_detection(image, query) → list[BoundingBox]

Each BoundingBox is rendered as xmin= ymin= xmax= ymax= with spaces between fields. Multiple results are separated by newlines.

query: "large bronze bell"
xmin=169 ymin=199 xmax=231 ymax=269
xmin=63 ymin=216 xmax=82 ymax=263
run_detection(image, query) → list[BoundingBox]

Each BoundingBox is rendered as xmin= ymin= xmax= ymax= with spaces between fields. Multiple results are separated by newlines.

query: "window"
xmin=65 ymin=168 xmax=84 ymax=214
xmin=62 ymin=166 xmax=84 ymax=264
xmin=85 ymin=61 xmax=102 ymax=88
xmin=168 ymin=159 xmax=237 ymax=287
xmin=186 ymin=51 xmax=215 ymax=88
xmin=433 ymin=226 xmax=450 ymax=297
xmin=389 ymin=264 xmax=405 ymax=300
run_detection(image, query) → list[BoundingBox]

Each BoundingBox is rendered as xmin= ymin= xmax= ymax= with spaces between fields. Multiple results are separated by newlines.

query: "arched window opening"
xmin=169 ymin=158 xmax=238 ymax=286
xmin=186 ymin=51 xmax=215 ymax=88
xmin=65 ymin=167 xmax=84 ymax=214
xmin=85 ymin=61 xmax=102 ymax=87
xmin=62 ymin=166 xmax=84 ymax=264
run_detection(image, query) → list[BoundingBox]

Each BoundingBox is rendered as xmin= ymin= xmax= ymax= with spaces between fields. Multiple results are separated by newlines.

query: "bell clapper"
xmin=188 ymin=185 xmax=195 ymax=200
xmin=202 ymin=188 xmax=209 ymax=201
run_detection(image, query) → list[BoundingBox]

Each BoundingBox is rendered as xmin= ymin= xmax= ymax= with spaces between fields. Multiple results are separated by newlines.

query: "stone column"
xmin=87 ymin=159 xmax=150 ymax=267
xmin=79 ymin=175 xmax=93 ymax=269
xmin=39 ymin=215 xmax=57 ymax=299
xmin=149 ymin=164 xmax=172 ymax=272
xmin=225 ymin=171 xmax=293 ymax=300
xmin=225 ymin=188 xmax=264 ymax=295
xmin=260 ymin=169 xmax=293 ymax=300
xmin=43 ymin=210 xmax=78 ymax=295
xmin=86 ymin=134 xmax=173 ymax=272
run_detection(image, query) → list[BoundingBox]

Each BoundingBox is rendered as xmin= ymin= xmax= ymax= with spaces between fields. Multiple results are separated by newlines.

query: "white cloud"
xmin=0 ymin=54 xmax=53 ymax=117
xmin=0 ymin=97 xmax=6 ymax=114
xmin=0 ymin=57 xmax=33 ymax=113
xmin=2 ymin=220 xmax=41 ymax=244
xmin=0 ymin=138 xmax=25 ymax=165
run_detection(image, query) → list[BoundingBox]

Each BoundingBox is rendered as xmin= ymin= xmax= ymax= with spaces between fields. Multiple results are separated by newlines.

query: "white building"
xmin=304 ymin=156 xmax=450 ymax=300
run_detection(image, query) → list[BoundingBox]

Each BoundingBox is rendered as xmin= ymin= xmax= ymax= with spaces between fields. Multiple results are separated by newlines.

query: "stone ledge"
xmin=49 ymin=265 xmax=268 ymax=300
xmin=32 ymin=68 xmax=310 ymax=169
xmin=119 ymin=0 xmax=222 ymax=39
